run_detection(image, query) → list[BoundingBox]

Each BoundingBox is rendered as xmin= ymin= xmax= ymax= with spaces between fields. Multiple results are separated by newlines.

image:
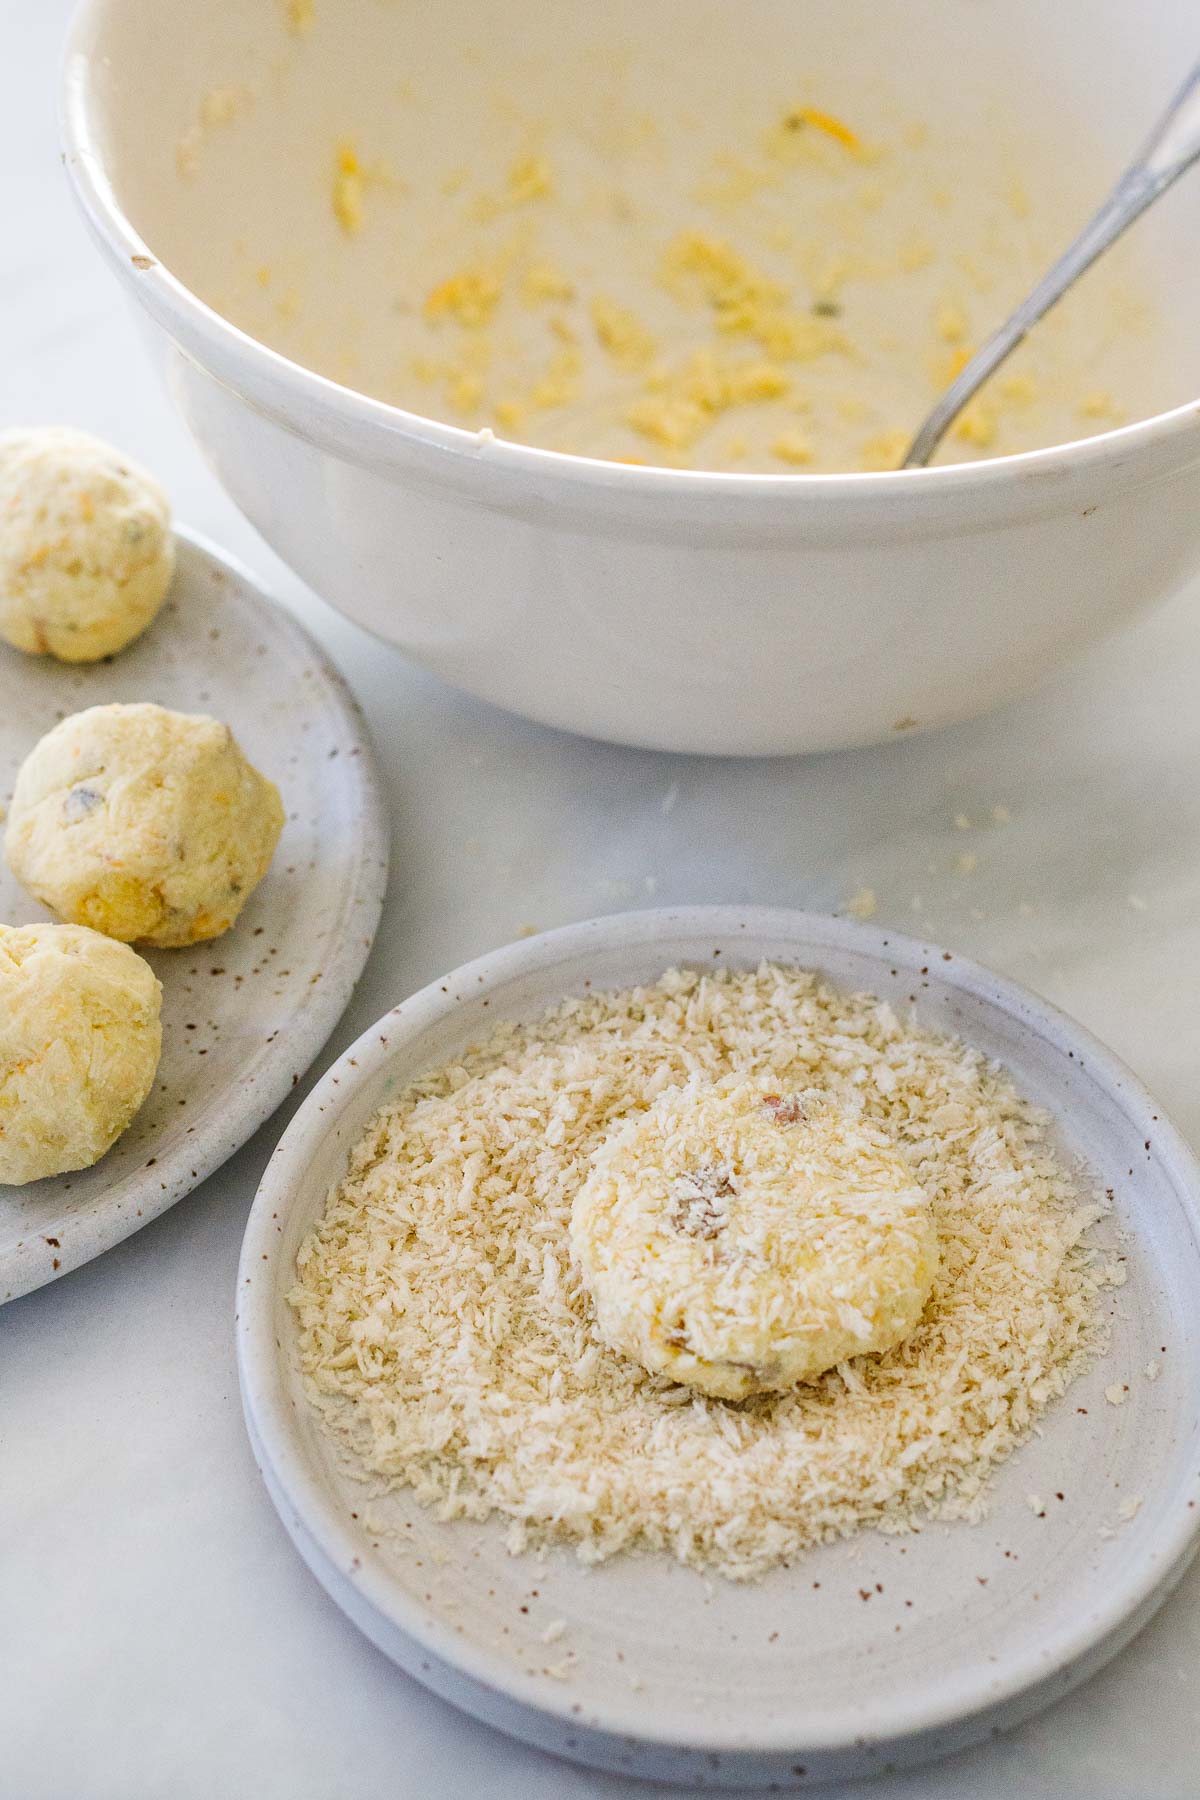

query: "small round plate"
xmin=237 ymin=908 xmax=1200 ymax=1788
xmin=0 ymin=528 xmax=388 ymax=1302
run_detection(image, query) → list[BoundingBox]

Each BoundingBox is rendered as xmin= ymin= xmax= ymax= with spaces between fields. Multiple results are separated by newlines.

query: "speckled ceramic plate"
xmin=0 ymin=528 xmax=388 ymax=1302
xmin=238 ymin=909 xmax=1200 ymax=1789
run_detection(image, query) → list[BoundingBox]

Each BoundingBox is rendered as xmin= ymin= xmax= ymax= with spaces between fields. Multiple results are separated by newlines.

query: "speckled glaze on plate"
xmin=238 ymin=908 xmax=1200 ymax=1789
xmin=0 ymin=528 xmax=388 ymax=1303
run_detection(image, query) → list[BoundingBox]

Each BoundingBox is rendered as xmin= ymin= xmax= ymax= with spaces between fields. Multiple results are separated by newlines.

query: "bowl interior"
xmin=74 ymin=0 xmax=1200 ymax=472
xmin=239 ymin=910 xmax=1200 ymax=1779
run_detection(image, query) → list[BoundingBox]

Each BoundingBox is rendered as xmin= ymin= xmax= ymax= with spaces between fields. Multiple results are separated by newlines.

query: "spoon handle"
xmin=901 ymin=59 xmax=1200 ymax=470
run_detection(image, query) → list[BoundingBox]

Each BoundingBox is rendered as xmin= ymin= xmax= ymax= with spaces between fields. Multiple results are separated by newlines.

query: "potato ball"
xmin=571 ymin=1077 xmax=938 ymax=1399
xmin=0 ymin=922 xmax=162 ymax=1185
xmin=5 ymin=702 xmax=285 ymax=948
xmin=0 ymin=426 xmax=174 ymax=661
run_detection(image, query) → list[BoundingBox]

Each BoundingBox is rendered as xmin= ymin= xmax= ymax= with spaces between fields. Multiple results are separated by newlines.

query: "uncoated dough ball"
xmin=6 ymin=703 xmax=285 ymax=948
xmin=0 ymin=922 xmax=162 ymax=1185
xmin=0 ymin=427 xmax=175 ymax=661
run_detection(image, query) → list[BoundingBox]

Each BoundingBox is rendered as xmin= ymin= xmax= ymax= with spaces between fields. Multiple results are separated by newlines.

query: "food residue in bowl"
xmin=159 ymin=12 xmax=1157 ymax=473
xmin=289 ymin=963 xmax=1116 ymax=1581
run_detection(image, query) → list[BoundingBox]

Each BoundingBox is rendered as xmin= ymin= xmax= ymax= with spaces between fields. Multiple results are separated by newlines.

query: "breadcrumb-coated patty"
xmin=5 ymin=702 xmax=284 ymax=947
xmin=571 ymin=1077 xmax=938 ymax=1398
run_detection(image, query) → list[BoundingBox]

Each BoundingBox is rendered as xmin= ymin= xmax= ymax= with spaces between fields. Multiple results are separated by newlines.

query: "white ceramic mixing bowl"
xmin=62 ymin=0 xmax=1200 ymax=755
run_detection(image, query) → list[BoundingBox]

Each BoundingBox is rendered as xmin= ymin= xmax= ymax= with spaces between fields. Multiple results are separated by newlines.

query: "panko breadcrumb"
xmin=290 ymin=963 xmax=1112 ymax=1580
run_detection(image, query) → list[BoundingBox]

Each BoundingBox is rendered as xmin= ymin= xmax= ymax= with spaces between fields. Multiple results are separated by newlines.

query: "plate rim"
xmin=0 ymin=525 xmax=390 ymax=1302
xmin=236 ymin=904 xmax=1200 ymax=1767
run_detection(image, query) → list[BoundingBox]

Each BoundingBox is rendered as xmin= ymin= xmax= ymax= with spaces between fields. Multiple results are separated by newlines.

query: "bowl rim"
xmin=61 ymin=0 xmax=1200 ymax=501
xmin=236 ymin=903 xmax=1200 ymax=1761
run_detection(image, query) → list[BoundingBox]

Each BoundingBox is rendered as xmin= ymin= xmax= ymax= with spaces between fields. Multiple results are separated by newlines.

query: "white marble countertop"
xmin=3 ymin=4 xmax=1199 ymax=1796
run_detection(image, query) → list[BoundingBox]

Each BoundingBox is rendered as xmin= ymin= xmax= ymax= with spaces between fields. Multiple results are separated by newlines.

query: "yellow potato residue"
xmin=626 ymin=396 xmax=705 ymax=449
xmin=1000 ymin=372 xmax=1038 ymax=406
xmin=898 ymin=236 xmax=935 ymax=274
xmin=447 ymin=370 xmax=485 ymax=414
xmin=664 ymin=231 xmax=784 ymax=319
xmin=859 ymin=429 xmax=910 ymax=471
xmin=200 ymin=88 xmax=244 ymax=129
xmin=771 ymin=432 xmax=814 ymax=466
xmin=932 ymin=344 xmax=974 ymax=387
xmin=953 ymin=402 xmax=998 ymax=447
xmin=1079 ymin=389 xmax=1124 ymax=422
xmin=470 ymin=155 xmax=555 ymax=222
xmin=493 ymin=399 xmax=526 ymax=433
xmin=332 ymin=143 xmax=365 ymax=235
xmin=751 ymin=310 xmax=847 ymax=362
xmin=521 ymin=261 xmax=575 ymax=304
xmin=530 ymin=343 xmax=583 ymax=411
xmin=627 ymin=351 xmax=791 ymax=451
xmin=591 ymin=296 xmax=657 ymax=369
xmin=663 ymin=232 xmax=847 ymax=364
xmin=935 ymin=299 xmax=969 ymax=344
xmin=77 ymin=875 xmax=171 ymax=945
xmin=764 ymin=104 xmax=865 ymax=168
xmin=331 ymin=143 xmax=406 ymax=234
xmin=1006 ymin=174 xmax=1031 ymax=220
xmin=424 ymin=265 xmax=504 ymax=328
xmin=787 ymin=106 xmax=861 ymax=152
xmin=508 ymin=154 xmax=554 ymax=202
xmin=176 ymin=85 xmax=253 ymax=177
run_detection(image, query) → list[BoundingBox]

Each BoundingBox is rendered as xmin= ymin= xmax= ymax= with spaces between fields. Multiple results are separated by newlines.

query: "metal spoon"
xmin=901 ymin=59 xmax=1200 ymax=469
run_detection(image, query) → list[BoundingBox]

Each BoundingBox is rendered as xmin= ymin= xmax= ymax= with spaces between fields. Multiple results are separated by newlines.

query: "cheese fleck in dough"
xmin=0 ymin=922 xmax=161 ymax=1185
xmin=6 ymin=703 xmax=284 ymax=948
xmin=571 ymin=1077 xmax=938 ymax=1399
xmin=0 ymin=429 xmax=174 ymax=662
